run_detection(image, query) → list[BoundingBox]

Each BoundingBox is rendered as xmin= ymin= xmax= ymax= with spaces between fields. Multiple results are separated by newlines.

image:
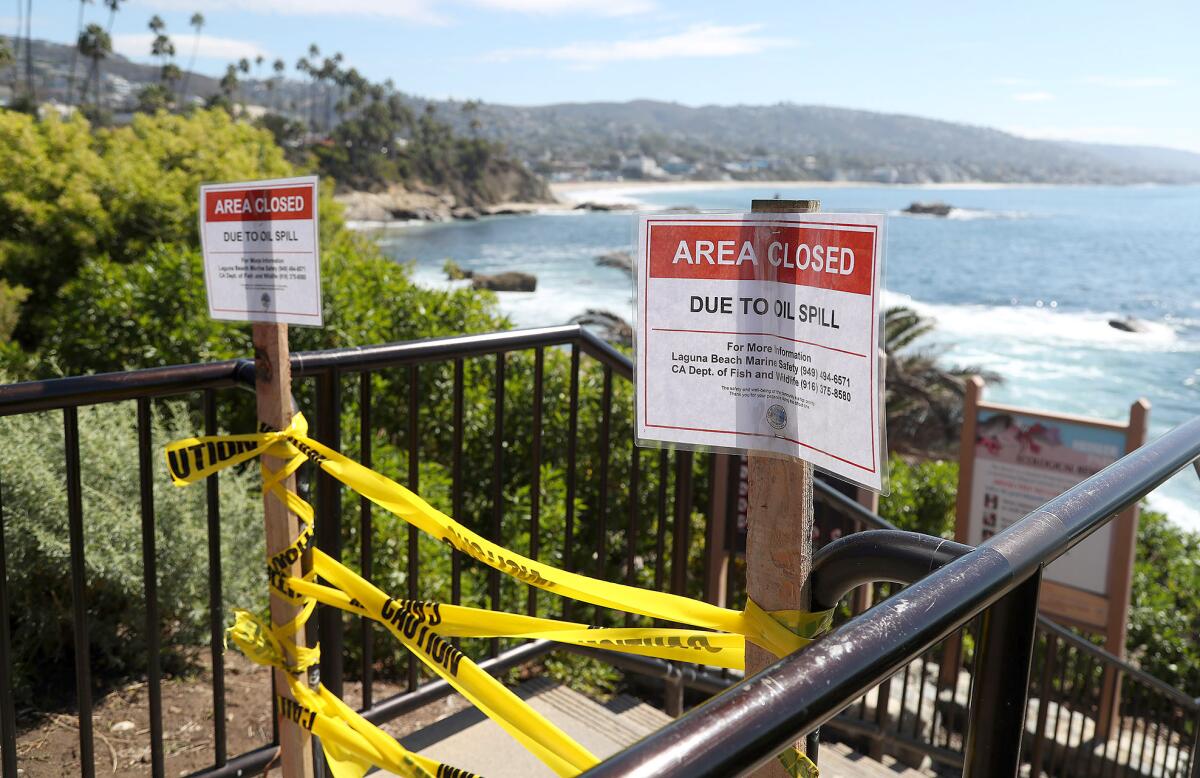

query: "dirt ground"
xmin=14 ymin=650 xmax=473 ymax=777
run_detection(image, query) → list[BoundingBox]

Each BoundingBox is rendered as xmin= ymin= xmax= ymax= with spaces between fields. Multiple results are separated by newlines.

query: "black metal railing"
xmin=2 ymin=324 xmax=1198 ymax=778
xmin=582 ymin=412 xmax=1200 ymax=777
xmin=0 ymin=325 xmax=720 ymax=777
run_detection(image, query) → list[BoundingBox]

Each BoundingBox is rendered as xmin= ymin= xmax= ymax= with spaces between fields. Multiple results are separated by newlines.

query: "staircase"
xmin=380 ymin=678 xmax=931 ymax=777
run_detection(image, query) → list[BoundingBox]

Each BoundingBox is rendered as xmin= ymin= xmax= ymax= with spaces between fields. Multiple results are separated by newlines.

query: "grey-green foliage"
xmin=0 ymin=396 xmax=263 ymax=703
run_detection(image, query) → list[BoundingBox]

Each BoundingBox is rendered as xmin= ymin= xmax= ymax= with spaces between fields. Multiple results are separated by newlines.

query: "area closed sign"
xmin=199 ymin=175 xmax=322 ymax=326
xmin=635 ymin=212 xmax=887 ymax=491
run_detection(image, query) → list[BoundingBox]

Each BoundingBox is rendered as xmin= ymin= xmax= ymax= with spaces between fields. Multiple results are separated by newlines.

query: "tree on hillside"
xmin=0 ymin=38 xmax=12 ymax=75
xmin=103 ymin=0 xmax=122 ymax=36
xmin=177 ymin=12 xmax=204 ymax=103
xmin=67 ymin=0 xmax=94 ymax=107
xmin=78 ymin=23 xmax=111 ymax=118
xmin=269 ymin=57 xmax=285 ymax=111
xmin=884 ymin=306 xmax=998 ymax=457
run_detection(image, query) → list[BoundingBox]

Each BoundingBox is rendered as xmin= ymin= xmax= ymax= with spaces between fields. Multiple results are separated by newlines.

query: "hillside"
xmin=412 ymin=98 xmax=1200 ymax=185
xmin=5 ymin=36 xmax=1198 ymax=186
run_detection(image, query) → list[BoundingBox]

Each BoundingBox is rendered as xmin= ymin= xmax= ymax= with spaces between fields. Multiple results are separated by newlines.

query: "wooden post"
xmin=745 ymin=198 xmax=819 ymax=774
xmin=940 ymin=376 xmax=985 ymax=689
xmin=253 ymin=322 xmax=315 ymax=778
xmin=1097 ymin=398 xmax=1149 ymax=736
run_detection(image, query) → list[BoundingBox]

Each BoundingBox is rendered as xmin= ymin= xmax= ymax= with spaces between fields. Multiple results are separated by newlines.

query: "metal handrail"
xmin=582 ymin=414 xmax=1200 ymax=777
xmin=0 ymin=325 xmax=631 ymax=417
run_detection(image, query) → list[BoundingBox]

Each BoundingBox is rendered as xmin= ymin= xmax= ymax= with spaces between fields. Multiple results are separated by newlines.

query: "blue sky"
xmin=10 ymin=0 xmax=1199 ymax=151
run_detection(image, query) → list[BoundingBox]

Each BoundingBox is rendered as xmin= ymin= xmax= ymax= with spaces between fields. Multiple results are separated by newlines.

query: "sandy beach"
xmin=550 ymin=178 xmax=1036 ymax=205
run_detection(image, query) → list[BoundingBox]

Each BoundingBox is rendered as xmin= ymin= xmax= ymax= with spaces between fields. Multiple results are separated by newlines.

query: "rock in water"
xmin=573 ymin=201 xmax=636 ymax=212
xmin=903 ymin=201 xmax=953 ymax=216
xmin=1108 ymin=317 xmax=1149 ymax=333
xmin=471 ymin=272 xmax=537 ymax=292
xmin=595 ymin=250 xmax=633 ymax=273
xmin=571 ymin=310 xmax=633 ymax=346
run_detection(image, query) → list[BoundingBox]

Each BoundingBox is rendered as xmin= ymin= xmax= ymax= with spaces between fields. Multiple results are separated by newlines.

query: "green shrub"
xmin=878 ymin=454 xmax=958 ymax=538
xmin=0 ymin=397 xmax=263 ymax=705
xmin=1127 ymin=509 xmax=1200 ymax=697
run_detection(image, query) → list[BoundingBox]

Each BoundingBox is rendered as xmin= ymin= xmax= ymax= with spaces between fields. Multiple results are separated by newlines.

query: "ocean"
xmin=367 ymin=183 xmax=1200 ymax=530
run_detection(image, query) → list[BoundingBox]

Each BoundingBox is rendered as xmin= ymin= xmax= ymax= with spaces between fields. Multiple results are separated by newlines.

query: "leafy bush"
xmin=0 ymin=396 xmax=264 ymax=705
xmin=1127 ymin=509 xmax=1200 ymax=697
xmin=878 ymin=454 xmax=958 ymax=538
xmin=0 ymin=109 xmax=294 ymax=349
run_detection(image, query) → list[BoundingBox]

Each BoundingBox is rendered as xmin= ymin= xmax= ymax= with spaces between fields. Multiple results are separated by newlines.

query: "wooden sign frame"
xmin=954 ymin=377 xmax=1148 ymax=645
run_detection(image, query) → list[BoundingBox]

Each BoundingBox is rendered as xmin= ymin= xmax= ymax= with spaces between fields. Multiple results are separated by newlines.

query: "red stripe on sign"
xmin=205 ymin=185 xmax=314 ymax=222
xmin=648 ymin=222 xmax=875 ymax=296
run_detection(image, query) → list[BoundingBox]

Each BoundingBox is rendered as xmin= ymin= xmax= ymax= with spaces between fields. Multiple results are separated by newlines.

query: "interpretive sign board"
xmin=199 ymin=175 xmax=322 ymax=326
xmin=955 ymin=378 xmax=1147 ymax=636
xmin=635 ymin=212 xmax=887 ymax=491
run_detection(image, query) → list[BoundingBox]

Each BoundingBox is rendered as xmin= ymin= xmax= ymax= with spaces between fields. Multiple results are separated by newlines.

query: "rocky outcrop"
xmin=1109 ymin=317 xmax=1150 ymax=333
xmin=903 ymin=201 xmax=953 ymax=216
xmin=571 ymin=310 xmax=633 ymax=346
xmin=471 ymin=272 xmax=537 ymax=292
xmin=337 ymin=186 xmax=457 ymax=222
xmin=574 ymin=201 xmax=636 ymax=212
xmin=595 ymin=250 xmax=633 ymax=273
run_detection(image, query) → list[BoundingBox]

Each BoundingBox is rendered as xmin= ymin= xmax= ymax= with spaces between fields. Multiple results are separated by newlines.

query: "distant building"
xmin=620 ymin=155 xmax=667 ymax=180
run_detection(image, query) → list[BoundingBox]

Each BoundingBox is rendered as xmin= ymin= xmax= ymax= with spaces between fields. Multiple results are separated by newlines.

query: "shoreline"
xmin=551 ymin=178 xmax=1178 ymax=206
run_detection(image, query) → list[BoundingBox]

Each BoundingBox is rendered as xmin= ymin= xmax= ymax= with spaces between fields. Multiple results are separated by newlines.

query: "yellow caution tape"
xmin=165 ymin=414 xmax=832 ymax=656
xmin=166 ymin=412 xmax=835 ymax=777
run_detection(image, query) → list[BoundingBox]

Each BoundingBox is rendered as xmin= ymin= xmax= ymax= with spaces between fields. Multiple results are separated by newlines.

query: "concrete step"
xmin=375 ymin=678 xmax=930 ymax=777
xmin=818 ymin=742 xmax=933 ymax=778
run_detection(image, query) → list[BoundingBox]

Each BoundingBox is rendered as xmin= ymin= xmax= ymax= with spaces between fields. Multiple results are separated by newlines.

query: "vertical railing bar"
xmin=1148 ymin=695 xmax=1170 ymax=778
xmin=451 ymin=359 xmax=464 ymax=621
xmin=1029 ymin=631 xmax=1057 ymax=776
xmin=625 ymin=444 xmax=640 ymax=628
xmin=563 ymin=345 xmax=580 ymax=621
xmin=64 ymin=406 xmax=95 ymax=778
xmin=670 ymin=452 xmax=693 ymax=598
xmin=1123 ymin=681 xmax=1148 ymax=777
xmin=489 ymin=352 xmax=505 ymax=657
xmin=654 ymin=450 xmax=669 ymax=596
xmin=359 ymin=373 xmax=374 ymax=710
xmin=595 ymin=366 xmax=612 ymax=625
xmin=137 ymin=399 xmax=165 ymax=778
xmin=315 ymin=370 xmax=344 ymax=698
xmin=1067 ymin=652 xmax=1098 ymax=755
xmin=915 ymin=647 xmax=934 ymax=740
xmin=1137 ymin=692 xmax=1164 ymax=776
xmin=896 ymin=655 xmax=913 ymax=738
xmin=723 ymin=456 xmax=739 ymax=611
xmin=203 ymin=390 xmax=227 ymax=766
xmin=1081 ymin=658 xmax=1109 ymax=778
xmin=407 ymin=364 xmax=421 ymax=689
xmin=0 ymin=467 xmax=19 ymax=777
xmin=528 ymin=348 xmax=543 ymax=619
xmin=960 ymin=614 xmax=981 ymax=753
xmin=1047 ymin=644 xmax=1075 ymax=773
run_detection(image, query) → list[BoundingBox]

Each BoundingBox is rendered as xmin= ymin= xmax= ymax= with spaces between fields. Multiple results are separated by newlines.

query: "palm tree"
xmin=67 ymin=0 xmax=93 ymax=107
xmin=78 ymin=22 xmax=111 ymax=113
xmin=884 ymin=306 xmax=999 ymax=457
xmin=148 ymin=16 xmax=175 ymax=86
xmin=102 ymin=0 xmax=121 ymax=35
xmin=270 ymin=57 xmax=284 ymax=111
xmin=177 ymin=12 xmax=204 ymax=103
xmin=22 ymin=0 xmax=34 ymax=103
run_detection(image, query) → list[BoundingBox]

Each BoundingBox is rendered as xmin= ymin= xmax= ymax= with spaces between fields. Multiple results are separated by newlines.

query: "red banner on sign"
xmin=204 ymin=185 xmax=314 ymax=222
xmin=646 ymin=222 xmax=875 ymax=296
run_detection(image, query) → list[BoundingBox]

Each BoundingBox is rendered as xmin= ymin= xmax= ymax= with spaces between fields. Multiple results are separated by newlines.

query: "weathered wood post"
xmin=253 ymin=322 xmax=315 ymax=778
xmin=745 ymin=198 xmax=820 ymax=775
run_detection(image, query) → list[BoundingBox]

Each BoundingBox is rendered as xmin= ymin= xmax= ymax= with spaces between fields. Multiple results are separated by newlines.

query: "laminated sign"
xmin=199 ymin=175 xmax=322 ymax=326
xmin=635 ymin=212 xmax=887 ymax=491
